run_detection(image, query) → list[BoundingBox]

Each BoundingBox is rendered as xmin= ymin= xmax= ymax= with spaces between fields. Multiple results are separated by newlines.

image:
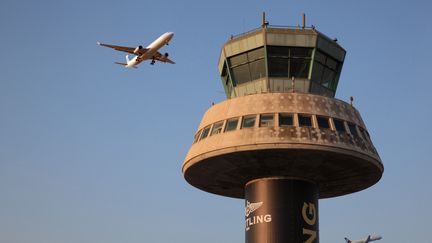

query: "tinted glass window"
xmin=249 ymin=59 xmax=266 ymax=80
xmin=210 ymin=121 xmax=224 ymax=136
xmin=310 ymin=82 xmax=335 ymax=97
xmin=311 ymin=51 xmax=342 ymax=93
xmin=322 ymin=67 xmax=336 ymax=87
xmin=225 ymin=118 xmax=239 ymax=132
xmin=229 ymin=53 xmax=248 ymax=66
xmin=200 ymin=126 xmax=211 ymax=140
xmin=298 ymin=114 xmax=312 ymax=127
xmin=290 ymin=58 xmax=310 ymax=78
xmin=326 ymin=57 xmax=338 ymax=70
xmin=229 ymin=47 xmax=266 ymax=85
xmin=314 ymin=50 xmax=326 ymax=64
xmin=221 ymin=63 xmax=228 ymax=82
xmin=348 ymin=123 xmax=359 ymax=137
xmin=231 ymin=64 xmax=251 ymax=85
xmin=333 ymin=119 xmax=346 ymax=133
xmin=242 ymin=115 xmax=256 ymax=128
xmin=260 ymin=114 xmax=274 ymax=127
xmin=290 ymin=47 xmax=312 ymax=57
xmin=311 ymin=61 xmax=324 ymax=82
xmin=359 ymin=127 xmax=371 ymax=141
xmin=317 ymin=116 xmax=330 ymax=129
xmin=248 ymin=47 xmax=265 ymax=60
xmin=221 ymin=63 xmax=233 ymax=95
xmin=193 ymin=130 xmax=202 ymax=143
xmin=363 ymin=128 xmax=370 ymax=139
xmin=267 ymin=46 xmax=290 ymax=57
xmin=279 ymin=113 xmax=294 ymax=126
xmin=268 ymin=57 xmax=289 ymax=77
xmin=268 ymin=46 xmax=312 ymax=78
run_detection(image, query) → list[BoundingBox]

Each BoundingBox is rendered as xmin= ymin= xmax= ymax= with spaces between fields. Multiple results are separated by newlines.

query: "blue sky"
xmin=0 ymin=0 xmax=431 ymax=242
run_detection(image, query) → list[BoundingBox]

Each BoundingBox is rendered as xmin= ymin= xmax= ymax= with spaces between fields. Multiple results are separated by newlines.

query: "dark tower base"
xmin=245 ymin=178 xmax=319 ymax=243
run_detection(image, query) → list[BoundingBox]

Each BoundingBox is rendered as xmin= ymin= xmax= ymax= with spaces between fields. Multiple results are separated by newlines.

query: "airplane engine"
xmin=134 ymin=45 xmax=143 ymax=54
xmin=164 ymin=52 xmax=169 ymax=57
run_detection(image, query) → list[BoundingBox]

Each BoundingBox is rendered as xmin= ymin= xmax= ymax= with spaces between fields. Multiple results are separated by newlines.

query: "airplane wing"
xmin=154 ymin=51 xmax=175 ymax=64
xmin=97 ymin=42 xmax=149 ymax=55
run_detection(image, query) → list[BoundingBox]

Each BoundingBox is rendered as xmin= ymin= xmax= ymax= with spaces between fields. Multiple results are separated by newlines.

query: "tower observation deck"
xmin=182 ymin=14 xmax=383 ymax=243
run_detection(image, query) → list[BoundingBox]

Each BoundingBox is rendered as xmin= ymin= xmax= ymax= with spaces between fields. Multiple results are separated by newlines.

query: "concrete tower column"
xmin=245 ymin=178 xmax=318 ymax=243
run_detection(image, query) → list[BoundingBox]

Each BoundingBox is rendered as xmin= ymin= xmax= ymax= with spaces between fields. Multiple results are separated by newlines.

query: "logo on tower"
xmin=245 ymin=201 xmax=272 ymax=231
xmin=245 ymin=201 xmax=263 ymax=217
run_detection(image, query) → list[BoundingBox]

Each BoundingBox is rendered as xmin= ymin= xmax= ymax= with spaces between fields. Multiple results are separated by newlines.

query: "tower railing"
xmin=230 ymin=25 xmax=316 ymax=39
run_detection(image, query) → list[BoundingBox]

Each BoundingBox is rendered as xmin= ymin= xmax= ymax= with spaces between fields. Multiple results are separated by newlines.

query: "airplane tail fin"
xmin=344 ymin=237 xmax=351 ymax=243
xmin=366 ymin=235 xmax=371 ymax=242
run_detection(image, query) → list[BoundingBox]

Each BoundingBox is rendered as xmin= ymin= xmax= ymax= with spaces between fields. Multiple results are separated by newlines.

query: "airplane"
xmin=97 ymin=32 xmax=175 ymax=68
xmin=344 ymin=235 xmax=382 ymax=243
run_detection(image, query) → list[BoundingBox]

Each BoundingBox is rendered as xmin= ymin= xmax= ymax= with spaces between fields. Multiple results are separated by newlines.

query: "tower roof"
xmin=218 ymin=25 xmax=346 ymax=98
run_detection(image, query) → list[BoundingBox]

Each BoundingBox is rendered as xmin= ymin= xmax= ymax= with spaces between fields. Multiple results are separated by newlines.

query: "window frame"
xmin=333 ymin=118 xmax=346 ymax=133
xmin=199 ymin=126 xmax=211 ymax=140
xmin=347 ymin=122 xmax=359 ymax=137
xmin=278 ymin=113 xmax=294 ymax=127
xmin=225 ymin=117 xmax=239 ymax=132
xmin=241 ymin=115 xmax=257 ymax=129
xmin=298 ymin=114 xmax=313 ymax=127
xmin=228 ymin=47 xmax=266 ymax=85
xmin=316 ymin=116 xmax=330 ymax=129
xmin=193 ymin=130 xmax=202 ymax=143
xmin=267 ymin=46 xmax=313 ymax=79
xmin=259 ymin=114 xmax=275 ymax=127
xmin=210 ymin=121 xmax=224 ymax=136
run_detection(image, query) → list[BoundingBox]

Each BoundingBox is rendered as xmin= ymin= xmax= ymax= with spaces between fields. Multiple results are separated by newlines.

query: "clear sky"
xmin=0 ymin=0 xmax=431 ymax=242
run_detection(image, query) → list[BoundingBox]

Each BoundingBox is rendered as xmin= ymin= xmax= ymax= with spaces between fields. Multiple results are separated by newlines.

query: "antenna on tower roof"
xmin=262 ymin=12 xmax=269 ymax=28
xmin=302 ymin=13 xmax=306 ymax=29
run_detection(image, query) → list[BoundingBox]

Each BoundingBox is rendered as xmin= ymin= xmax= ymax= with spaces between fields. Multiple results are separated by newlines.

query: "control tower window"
xmin=200 ymin=126 xmax=211 ymax=140
xmin=317 ymin=116 xmax=330 ymax=129
xmin=228 ymin=47 xmax=265 ymax=85
xmin=333 ymin=118 xmax=346 ymax=133
xmin=221 ymin=63 xmax=233 ymax=96
xmin=267 ymin=46 xmax=312 ymax=78
xmin=225 ymin=118 xmax=239 ymax=132
xmin=260 ymin=114 xmax=274 ymax=127
xmin=279 ymin=113 xmax=294 ymax=126
xmin=193 ymin=130 xmax=202 ymax=144
xmin=359 ymin=127 xmax=371 ymax=142
xmin=290 ymin=58 xmax=310 ymax=79
xmin=298 ymin=114 xmax=312 ymax=127
xmin=348 ymin=123 xmax=359 ymax=137
xmin=311 ymin=50 xmax=341 ymax=91
xmin=210 ymin=121 xmax=224 ymax=136
xmin=242 ymin=115 xmax=256 ymax=128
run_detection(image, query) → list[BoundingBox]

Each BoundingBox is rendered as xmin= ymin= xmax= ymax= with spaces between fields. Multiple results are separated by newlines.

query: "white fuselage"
xmin=126 ymin=32 xmax=174 ymax=67
xmin=349 ymin=236 xmax=382 ymax=243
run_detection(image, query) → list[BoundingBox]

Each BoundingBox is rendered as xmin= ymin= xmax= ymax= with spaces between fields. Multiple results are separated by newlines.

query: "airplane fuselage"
xmin=126 ymin=32 xmax=174 ymax=67
xmin=346 ymin=235 xmax=382 ymax=243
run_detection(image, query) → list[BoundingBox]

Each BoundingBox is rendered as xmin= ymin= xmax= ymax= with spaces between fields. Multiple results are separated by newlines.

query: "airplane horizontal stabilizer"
xmin=114 ymin=62 xmax=137 ymax=68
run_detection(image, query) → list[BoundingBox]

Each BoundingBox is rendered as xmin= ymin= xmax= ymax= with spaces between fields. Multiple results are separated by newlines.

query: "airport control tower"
xmin=182 ymin=14 xmax=383 ymax=243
